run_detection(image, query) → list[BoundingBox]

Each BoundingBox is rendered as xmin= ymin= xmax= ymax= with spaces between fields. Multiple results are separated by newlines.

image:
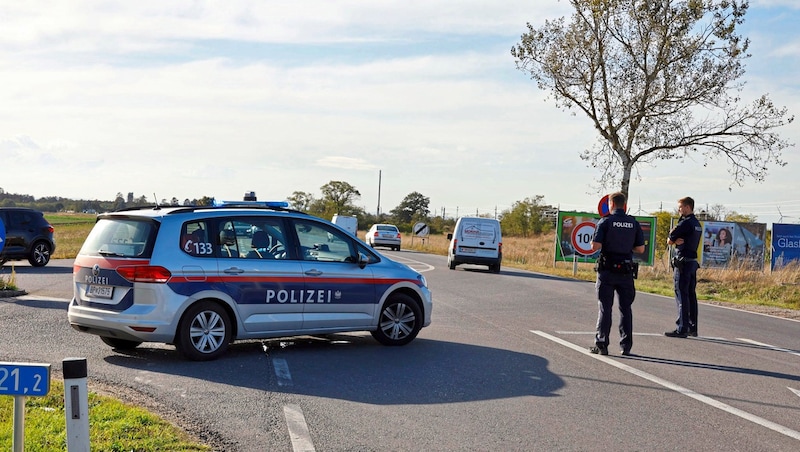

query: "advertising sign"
xmin=555 ymin=211 xmax=656 ymax=265
xmin=672 ymin=219 xmax=767 ymax=270
xmin=771 ymin=223 xmax=800 ymax=270
xmin=702 ymin=221 xmax=735 ymax=268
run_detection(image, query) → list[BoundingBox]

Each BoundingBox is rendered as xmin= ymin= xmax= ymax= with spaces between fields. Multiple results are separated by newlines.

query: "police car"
xmin=67 ymin=202 xmax=432 ymax=361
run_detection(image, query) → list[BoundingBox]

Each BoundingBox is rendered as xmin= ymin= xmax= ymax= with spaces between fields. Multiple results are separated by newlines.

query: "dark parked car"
xmin=0 ymin=207 xmax=55 ymax=267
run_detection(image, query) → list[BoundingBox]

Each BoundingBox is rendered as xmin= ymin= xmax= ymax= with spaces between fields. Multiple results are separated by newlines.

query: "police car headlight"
xmin=418 ymin=274 xmax=428 ymax=288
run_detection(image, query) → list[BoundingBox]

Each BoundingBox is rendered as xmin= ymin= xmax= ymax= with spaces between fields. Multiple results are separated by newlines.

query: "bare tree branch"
xmin=511 ymin=0 xmax=793 ymax=198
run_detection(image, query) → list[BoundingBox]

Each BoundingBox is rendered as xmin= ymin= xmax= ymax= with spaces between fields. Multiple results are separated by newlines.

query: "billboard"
xmin=555 ymin=211 xmax=656 ymax=266
xmin=672 ymin=219 xmax=767 ymax=270
xmin=771 ymin=223 xmax=800 ymax=270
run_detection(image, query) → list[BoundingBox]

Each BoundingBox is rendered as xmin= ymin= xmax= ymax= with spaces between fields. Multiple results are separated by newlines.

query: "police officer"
xmin=590 ymin=192 xmax=645 ymax=356
xmin=665 ymin=196 xmax=703 ymax=338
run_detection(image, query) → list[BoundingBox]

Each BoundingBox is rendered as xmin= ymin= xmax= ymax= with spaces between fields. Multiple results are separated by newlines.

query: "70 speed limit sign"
xmin=571 ymin=221 xmax=597 ymax=255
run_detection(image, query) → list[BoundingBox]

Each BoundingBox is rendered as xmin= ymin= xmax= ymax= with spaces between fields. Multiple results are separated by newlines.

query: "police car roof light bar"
xmin=213 ymin=200 xmax=290 ymax=208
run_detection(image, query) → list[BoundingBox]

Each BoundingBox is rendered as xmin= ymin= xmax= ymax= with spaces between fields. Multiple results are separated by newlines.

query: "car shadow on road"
xmin=463 ymin=267 xmax=583 ymax=283
xmin=104 ymin=335 xmax=565 ymax=405
xmin=2 ymin=264 xmax=74 ymax=275
xmin=1 ymin=296 xmax=66 ymax=311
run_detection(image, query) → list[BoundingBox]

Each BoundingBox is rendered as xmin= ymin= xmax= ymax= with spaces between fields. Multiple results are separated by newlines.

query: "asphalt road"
xmin=2 ymin=256 xmax=799 ymax=451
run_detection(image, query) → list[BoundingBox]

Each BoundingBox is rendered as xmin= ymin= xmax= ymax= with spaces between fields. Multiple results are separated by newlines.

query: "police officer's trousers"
xmin=595 ymin=270 xmax=636 ymax=351
xmin=673 ymin=260 xmax=699 ymax=333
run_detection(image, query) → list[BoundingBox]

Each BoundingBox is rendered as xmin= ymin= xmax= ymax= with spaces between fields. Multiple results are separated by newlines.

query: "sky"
xmin=1 ymin=1 xmax=799 ymax=225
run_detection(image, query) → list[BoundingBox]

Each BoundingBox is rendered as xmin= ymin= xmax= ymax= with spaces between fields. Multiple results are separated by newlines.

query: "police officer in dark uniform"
xmin=590 ymin=192 xmax=645 ymax=356
xmin=665 ymin=196 xmax=703 ymax=338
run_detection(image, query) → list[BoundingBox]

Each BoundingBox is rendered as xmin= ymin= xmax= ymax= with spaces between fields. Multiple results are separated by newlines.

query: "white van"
xmin=331 ymin=215 xmax=358 ymax=237
xmin=447 ymin=217 xmax=502 ymax=273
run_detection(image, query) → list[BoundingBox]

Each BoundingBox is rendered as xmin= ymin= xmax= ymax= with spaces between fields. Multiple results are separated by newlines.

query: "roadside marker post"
xmin=63 ymin=358 xmax=90 ymax=452
xmin=0 ymin=361 xmax=52 ymax=452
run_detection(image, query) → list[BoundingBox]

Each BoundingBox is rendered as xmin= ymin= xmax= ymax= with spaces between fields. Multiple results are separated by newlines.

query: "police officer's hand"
xmin=674 ymin=238 xmax=684 ymax=245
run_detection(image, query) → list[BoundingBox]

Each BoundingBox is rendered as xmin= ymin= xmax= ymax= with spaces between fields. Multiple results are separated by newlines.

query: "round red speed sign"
xmin=571 ymin=221 xmax=597 ymax=255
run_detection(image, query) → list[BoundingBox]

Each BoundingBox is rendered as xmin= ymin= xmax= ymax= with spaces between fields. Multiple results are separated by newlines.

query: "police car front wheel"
xmin=177 ymin=301 xmax=233 ymax=361
xmin=371 ymin=294 xmax=422 ymax=346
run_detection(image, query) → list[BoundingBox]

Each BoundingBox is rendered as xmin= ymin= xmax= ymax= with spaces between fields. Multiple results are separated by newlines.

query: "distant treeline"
xmin=0 ymin=189 xmax=213 ymax=213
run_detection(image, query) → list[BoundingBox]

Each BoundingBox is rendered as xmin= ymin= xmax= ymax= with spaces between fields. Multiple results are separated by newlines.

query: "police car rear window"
xmin=80 ymin=218 xmax=156 ymax=258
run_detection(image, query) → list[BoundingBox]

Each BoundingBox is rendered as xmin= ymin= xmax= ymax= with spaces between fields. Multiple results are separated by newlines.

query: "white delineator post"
xmin=63 ymin=358 xmax=90 ymax=452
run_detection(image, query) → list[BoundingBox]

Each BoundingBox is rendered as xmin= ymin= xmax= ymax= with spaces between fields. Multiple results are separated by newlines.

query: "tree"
xmin=287 ymin=191 xmax=315 ymax=212
xmin=390 ymin=192 xmax=431 ymax=225
xmin=319 ymin=181 xmax=361 ymax=215
xmin=196 ymin=196 xmax=215 ymax=206
xmin=724 ymin=211 xmax=757 ymax=223
xmin=113 ymin=192 xmax=125 ymax=211
xmin=651 ymin=210 xmax=676 ymax=258
xmin=512 ymin=0 xmax=793 ymax=199
xmin=499 ymin=196 xmax=552 ymax=237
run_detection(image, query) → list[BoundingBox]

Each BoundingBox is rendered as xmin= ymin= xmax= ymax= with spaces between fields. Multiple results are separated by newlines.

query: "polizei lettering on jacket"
xmin=266 ymin=289 xmax=333 ymax=304
xmin=612 ymin=221 xmax=635 ymax=228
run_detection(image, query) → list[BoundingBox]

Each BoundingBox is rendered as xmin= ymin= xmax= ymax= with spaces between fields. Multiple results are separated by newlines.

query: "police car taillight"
xmin=452 ymin=238 xmax=457 ymax=252
xmin=117 ymin=266 xmax=172 ymax=283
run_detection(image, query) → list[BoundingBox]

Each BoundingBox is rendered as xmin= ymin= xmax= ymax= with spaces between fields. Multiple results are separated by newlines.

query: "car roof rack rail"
xmin=163 ymin=201 xmax=306 ymax=216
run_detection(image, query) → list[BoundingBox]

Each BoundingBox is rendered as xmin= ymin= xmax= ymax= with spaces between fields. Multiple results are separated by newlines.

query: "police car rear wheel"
xmin=101 ymin=337 xmax=142 ymax=350
xmin=371 ymin=294 xmax=422 ymax=346
xmin=177 ymin=301 xmax=232 ymax=361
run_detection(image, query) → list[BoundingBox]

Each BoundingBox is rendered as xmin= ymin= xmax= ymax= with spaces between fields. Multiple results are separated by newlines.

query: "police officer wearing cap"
xmin=665 ymin=196 xmax=703 ymax=338
xmin=590 ymin=192 xmax=645 ymax=356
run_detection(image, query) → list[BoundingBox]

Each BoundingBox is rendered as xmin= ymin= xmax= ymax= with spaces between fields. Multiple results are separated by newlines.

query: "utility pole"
xmin=376 ymin=170 xmax=381 ymax=217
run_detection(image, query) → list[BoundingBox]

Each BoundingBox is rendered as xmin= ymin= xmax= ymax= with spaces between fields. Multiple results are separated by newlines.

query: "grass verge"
xmin=0 ymin=380 xmax=209 ymax=451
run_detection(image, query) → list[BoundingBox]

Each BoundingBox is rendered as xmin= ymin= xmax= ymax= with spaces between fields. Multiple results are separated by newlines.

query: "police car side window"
xmin=294 ymin=220 xmax=355 ymax=262
xmin=243 ymin=217 xmax=287 ymax=260
xmin=217 ymin=220 xmax=241 ymax=258
xmin=181 ymin=221 xmax=213 ymax=257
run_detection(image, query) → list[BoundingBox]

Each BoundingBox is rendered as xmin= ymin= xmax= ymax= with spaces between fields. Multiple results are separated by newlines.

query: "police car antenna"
xmin=153 ymin=192 xmax=161 ymax=210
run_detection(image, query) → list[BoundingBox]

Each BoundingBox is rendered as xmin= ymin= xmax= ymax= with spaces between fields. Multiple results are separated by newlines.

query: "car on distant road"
xmin=67 ymin=202 xmax=432 ymax=361
xmin=366 ymin=224 xmax=402 ymax=251
xmin=447 ymin=217 xmax=502 ymax=273
xmin=0 ymin=207 xmax=55 ymax=267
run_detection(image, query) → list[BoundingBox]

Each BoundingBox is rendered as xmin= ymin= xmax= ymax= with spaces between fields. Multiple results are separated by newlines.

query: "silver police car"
xmin=68 ymin=202 xmax=432 ymax=361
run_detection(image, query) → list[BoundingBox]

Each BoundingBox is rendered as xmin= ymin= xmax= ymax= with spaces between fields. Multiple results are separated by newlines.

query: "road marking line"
xmin=284 ymin=404 xmax=316 ymax=452
xmin=273 ymin=358 xmax=293 ymax=387
xmin=789 ymin=387 xmax=800 ymax=400
xmin=556 ymin=330 xmax=728 ymax=340
xmin=385 ymin=254 xmax=435 ymax=272
xmin=556 ymin=330 xmax=663 ymax=337
xmin=531 ymin=330 xmax=800 ymax=441
xmin=14 ymin=295 xmax=71 ymax=302
xmin=737 ymin=338 xmax=800 ymax=358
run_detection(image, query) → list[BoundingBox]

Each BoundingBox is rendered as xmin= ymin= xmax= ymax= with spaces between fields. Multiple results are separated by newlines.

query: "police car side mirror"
xmin=447 ymin=233 xmax=453 ymax=240
xmin=357 ymin=252 xmax=369 ymax=269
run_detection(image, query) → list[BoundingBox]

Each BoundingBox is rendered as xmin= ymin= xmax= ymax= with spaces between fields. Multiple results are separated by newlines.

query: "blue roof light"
xmin=213 ymin=200 xmax=290 ymax=208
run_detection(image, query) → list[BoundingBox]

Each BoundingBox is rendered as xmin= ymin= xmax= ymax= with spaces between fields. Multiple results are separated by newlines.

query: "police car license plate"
xmin=86 ymin=285 xmax=113 ymax=299
xmin=459 ymin=247 xmax=476 ymax=253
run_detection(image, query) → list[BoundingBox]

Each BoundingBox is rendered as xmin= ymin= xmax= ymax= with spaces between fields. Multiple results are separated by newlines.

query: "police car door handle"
xmin=304 ymin=269 xmax=323 ymax=277
xmin=223 ymin=267 xmax=245 ymax=274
